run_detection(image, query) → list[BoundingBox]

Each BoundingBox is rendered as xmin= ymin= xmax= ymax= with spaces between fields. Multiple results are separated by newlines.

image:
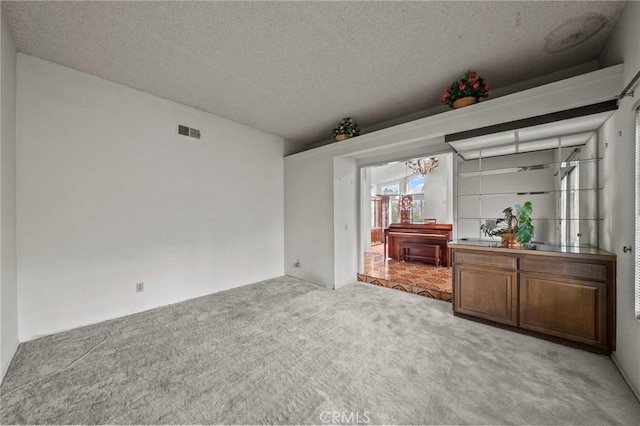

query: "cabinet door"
xmin=454 ymin=265 xmax=518 ymax=326
xmin=519 ymin=273 xmax=606 ymax=348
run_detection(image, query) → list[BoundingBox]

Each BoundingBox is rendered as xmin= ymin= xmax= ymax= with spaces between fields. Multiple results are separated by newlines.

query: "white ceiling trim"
xmin=286 ymin=65 xmax=623 ymax=163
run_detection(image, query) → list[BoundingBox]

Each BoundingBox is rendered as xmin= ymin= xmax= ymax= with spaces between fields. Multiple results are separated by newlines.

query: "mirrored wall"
xmin=456 ymin=134 xmax=601 ymax=247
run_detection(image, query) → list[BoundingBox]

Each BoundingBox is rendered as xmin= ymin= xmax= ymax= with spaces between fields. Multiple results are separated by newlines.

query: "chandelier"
xmin=408 ymin=157 xmax=439 ymax=175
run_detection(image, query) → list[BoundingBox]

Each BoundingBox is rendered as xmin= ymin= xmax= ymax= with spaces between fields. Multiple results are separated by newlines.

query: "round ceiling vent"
xmin=544 ymin=13 xmax=607 ymax=53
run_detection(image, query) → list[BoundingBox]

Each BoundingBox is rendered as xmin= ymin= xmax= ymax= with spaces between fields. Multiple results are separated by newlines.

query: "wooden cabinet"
xmin=451 ymin=243 xmax=616 ymax=353
xmin=519 ymin=273 xmax=607 ymax=348
xmin=455 ymin=265 xmax=518 ymax=326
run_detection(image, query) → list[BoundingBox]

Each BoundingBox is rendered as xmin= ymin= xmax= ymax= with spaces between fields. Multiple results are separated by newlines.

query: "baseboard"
xmin=1 ymin=339 xmax=19 ymax=385
xmin=334 ymin=279 xmax=358 ymax=290
xmin=612 ymin=353 xmax=640 ymax=403
xmin=20 ymin=276 xmax=286 ymax=342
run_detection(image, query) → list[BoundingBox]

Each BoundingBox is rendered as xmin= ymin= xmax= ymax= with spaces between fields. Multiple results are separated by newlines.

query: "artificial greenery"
xmin=480 ymin=201 xmax=534 ymax=245
xmin=441 ymin=70 xmax=490 ymax=107
xmin=481 ymin=206 xmax=518 ymax=237
xmin=515 ymin=201 xmax=534 ymax=245
xmin=332 ymin=117 xmax=360 ymax=139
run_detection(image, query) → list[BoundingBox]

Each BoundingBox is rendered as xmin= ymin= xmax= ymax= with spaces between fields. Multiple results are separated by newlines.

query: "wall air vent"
xmin=177 ymin=124 xmax=201 ymax=139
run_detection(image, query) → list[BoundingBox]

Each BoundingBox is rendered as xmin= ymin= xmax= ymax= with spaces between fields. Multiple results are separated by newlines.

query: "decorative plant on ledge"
xmin=332 ymin=117 xmax=360 ymax=142
xmin=480 ymin=201 xmax=534 ymax=246
xmin=441 ymin=70 xmax=490 ymax=109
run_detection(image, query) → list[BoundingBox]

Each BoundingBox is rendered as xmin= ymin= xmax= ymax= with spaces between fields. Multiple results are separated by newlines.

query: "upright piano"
xmin=384 ymin=223 xmax=453 ymax=267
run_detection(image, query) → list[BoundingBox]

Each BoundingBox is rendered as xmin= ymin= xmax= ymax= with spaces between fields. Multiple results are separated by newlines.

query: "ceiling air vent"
xmin=177 ymin=124 xmax=201 ymax=139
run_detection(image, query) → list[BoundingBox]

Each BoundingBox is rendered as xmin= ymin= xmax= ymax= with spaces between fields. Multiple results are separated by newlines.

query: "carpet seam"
xmin=0 ymin=334 xmax=109 ymax=399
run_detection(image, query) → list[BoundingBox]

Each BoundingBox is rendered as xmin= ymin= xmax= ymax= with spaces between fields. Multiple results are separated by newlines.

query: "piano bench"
xmin=399 ymin=243 xmax=441 ymax=267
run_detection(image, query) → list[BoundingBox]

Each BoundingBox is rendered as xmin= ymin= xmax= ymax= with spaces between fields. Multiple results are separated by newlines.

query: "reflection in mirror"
xmin=456 ymin=134 xmax=601 ymax=247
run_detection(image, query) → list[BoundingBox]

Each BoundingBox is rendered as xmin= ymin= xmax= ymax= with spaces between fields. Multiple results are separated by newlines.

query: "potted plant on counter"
xmin=480 ymin=201 xmax=534 ymax=247
xmin=332 ymin=117 xmax=360 ymax=141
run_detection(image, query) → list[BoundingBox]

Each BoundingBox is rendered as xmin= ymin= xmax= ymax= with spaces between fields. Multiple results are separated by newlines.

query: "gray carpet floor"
xmin=1 ymin=276 xmax=639 ymax=425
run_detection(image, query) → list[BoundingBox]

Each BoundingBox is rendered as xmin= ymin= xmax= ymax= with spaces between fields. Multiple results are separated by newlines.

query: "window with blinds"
xmin=636 ymin=106 xmax=640 ymax=320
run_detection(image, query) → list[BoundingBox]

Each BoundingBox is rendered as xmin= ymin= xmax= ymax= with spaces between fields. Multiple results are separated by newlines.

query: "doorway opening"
xmin=358 ymin=153 xmax=454 ymax=301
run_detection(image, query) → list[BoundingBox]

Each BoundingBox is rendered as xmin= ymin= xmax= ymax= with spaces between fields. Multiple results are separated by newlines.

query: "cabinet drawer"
xmin=454 ymin=251 xmax=517 ymax=270
xmin=520 ymin=257 xmax=607 ymax=282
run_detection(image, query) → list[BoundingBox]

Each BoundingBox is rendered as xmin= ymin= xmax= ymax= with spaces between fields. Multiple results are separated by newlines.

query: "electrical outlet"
xmin=136 ymin=282 xmax=144 ymax=292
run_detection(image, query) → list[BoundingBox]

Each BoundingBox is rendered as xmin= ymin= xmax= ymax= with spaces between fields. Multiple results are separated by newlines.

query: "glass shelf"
xmin=458 ymin=217 xmax=603 ymax=221
xmin=456 ymin=143 xmax=603 ymax=247
xmin=458 ymin=157 xmax=602 ymax=177
xmin=458 ymin=188 xmax=602 ymax=197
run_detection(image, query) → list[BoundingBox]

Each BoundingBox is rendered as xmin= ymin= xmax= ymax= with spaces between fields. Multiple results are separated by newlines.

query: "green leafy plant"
xmin=441 ymin=70 xmax=490 ymax=107
xmin=480 ymin=201 xmax=534 ymax=245
xmin=516 ymin=201 xmax=534 ymax=245
xmin=480 ymin=206 xmax=517 ymax=237
xmin=332 ymin=117 xmax=360 ymax=139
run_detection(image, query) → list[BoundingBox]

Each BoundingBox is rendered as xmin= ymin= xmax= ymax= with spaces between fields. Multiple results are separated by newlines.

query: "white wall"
xmin=370 ymin=162 xmax=409 ymax=187
xmin=360 ymin=167 xmax=372 ymax=269
xmin=284 ymin=151 xmax=334 ymax=287
xmin=16 ymin=55 xmax=285 ymax=340
xmin=599 ymin=0 xmax=640 ymax=399
xmin=423 ymin=153 xmax=453 ymax=224
xmin=284 ymin=65 xmax=622 ymax=288
xmin=333 ymin=157 xmax=357 ymax=288
xmin=1 ymin=11 xmax=19 ymax=379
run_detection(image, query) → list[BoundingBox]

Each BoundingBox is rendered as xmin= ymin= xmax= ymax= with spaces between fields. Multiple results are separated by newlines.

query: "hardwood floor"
xmin=358 ymin=249 xmax=452 ymax=301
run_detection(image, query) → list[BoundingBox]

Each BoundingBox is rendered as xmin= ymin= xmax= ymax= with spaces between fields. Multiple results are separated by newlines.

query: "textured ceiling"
xmin=1 ymin=1 xmax=625 ymax=148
